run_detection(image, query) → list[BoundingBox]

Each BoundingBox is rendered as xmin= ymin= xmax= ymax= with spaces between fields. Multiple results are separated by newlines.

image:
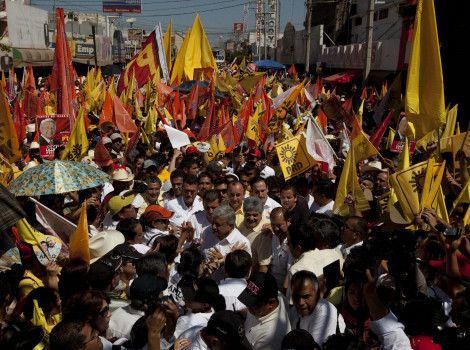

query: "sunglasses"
xmin=157 ymin=219 xmax=170 ymax=224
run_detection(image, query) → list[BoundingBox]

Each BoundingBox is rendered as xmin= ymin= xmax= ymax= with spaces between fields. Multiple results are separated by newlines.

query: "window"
xmin=379 ymin=9 xmax=389 ymax=20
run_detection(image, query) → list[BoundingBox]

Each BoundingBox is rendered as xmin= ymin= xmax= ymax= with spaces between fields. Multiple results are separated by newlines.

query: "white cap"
xmin=30 ymin=142 xmax=40 ymax=150
xmin=26 ymin=124 xmax=36 ymax=133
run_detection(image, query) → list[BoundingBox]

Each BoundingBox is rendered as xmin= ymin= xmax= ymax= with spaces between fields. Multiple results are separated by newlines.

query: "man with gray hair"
xmin=238 ymin=196 xmax=272 ymax=273
xmin=200 ymin=205 xmax=251 ymax=282
xmin=39 ymin=118 xmax=62 ymax=146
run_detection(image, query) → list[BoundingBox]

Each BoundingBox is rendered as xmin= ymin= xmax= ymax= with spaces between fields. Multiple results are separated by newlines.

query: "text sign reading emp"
xmin=103 ymin=0 xmax=142 ymax=13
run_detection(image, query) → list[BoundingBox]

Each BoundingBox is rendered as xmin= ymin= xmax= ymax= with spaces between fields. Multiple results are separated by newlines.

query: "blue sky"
xmin=31 ymin=0 xmax=306 ymax=46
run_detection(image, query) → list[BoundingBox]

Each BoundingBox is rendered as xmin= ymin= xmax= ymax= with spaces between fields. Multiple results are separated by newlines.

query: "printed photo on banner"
xmin=36 ymin=114 xmax=71 ymax=157
xmin=33 ymin=235 xmax=62 ymax=266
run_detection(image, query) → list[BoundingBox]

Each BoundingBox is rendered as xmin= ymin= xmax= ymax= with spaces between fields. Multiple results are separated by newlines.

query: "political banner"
xmin=275 ymin=134 xmax=316 ymax=181
xmin=390 ymin=140 xmax=417 ymax=154
xmin=36 ymin=114 xmax=71 ymax=158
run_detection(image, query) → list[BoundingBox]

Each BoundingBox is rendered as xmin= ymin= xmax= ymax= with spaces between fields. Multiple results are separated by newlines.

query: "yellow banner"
xmin=275 ymin=135 xmax=316 ymax=181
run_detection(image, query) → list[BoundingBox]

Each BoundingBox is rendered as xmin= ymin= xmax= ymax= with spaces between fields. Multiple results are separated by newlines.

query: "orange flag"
xmin=112 ymin=94 xmax=138 ymax=134
xmin=187 ymin=81 xmax=199 ymax=120
xmin=94 ymin=135 xmax=113 ymax=167
xmin=360 ymin=87 xmax=368 ymax=99
xmin=69 ymin=202 xmax=90 ymax=264
xmin=49 ymin=8 xmax=78 ymax=123
xmin=99 ymin=92 xmax=114 ymax=129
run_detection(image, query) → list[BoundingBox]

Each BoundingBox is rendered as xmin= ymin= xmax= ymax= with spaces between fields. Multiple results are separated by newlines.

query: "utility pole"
xmin=305 ymin=0 xmax=313 ymax=75
xmin=362 ymin=0 xmax=375 ymax=88
xmin=264 ymin=0 xmax=267 ymax=60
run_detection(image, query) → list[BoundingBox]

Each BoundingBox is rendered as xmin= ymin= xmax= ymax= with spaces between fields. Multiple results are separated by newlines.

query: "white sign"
xmin=5 ymin=1 xmax=48 ymax=49
xmin=267 ymin=0 xmax=278 ymax=47
xmin=164 ymin=125 xmax=191 ymax=149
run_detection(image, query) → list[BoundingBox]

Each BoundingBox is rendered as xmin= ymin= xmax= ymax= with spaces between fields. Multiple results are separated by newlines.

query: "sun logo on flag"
xmin=409 ymin=168 xmax=426 ymax=193
xmin=280 ymin=144 xmax=297 ymax=165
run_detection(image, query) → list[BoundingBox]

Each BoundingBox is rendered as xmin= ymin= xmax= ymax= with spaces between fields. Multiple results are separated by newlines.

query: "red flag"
xmin=287 ymin=64 xmax=297 ymax=77
xmin=13 ymin=99 xmax=26 ymax=143
xmin=156 ymin=107 xmax=169 ymax=126
xmin=49 ymin=8 xmax=78 ymax=123
xmin=360 ymin=87 xmax=368 ymax=99
xmin=310 ymin=77 xmax=323 ymax=98
xmin=197 ymin=99 xmax=216 ymax=141
xmin=135 ymin=89 xmax=145 ymax=108
xmin=259 ymin=89 xmax=273 ymax=145
xmin=22 ymin=91 xmax=39 ymax=121
xmin=187 ymin=81 xmax=199 ymax=120
xmin=369 ymin=109 xmax=394 ymax=148
xmin=208 ymin=120 xmax=235 ymax=153
xmin=112 ymin=94 xmax=138 ymax=134
xmin=118 ymin=31 xmax=161 ymax=94
xmin=25 ymin=65 xmax=36 ymax=93
xmin=253 ymin=75 xmax=266 ymax=104
xmin=342 ymin=96 xmax=354 ymax=115
xmin=125 ymin=129 xmax=141 ymax=158
xmin=317 ymin=110 xmax=328 ymax=134
xmin=155 ymin=80 xmax=172 ymax=108
xmin=100 ymin=92 xmax=115 ymax=130
xmin=233 ymin=93 xmax=253 ymax=145
xmin=94 ymin=136 xmax=113 ymax=167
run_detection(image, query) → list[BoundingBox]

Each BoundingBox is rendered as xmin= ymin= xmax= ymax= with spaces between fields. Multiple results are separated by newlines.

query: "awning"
xmin=13 ymin=48 xmax=55 ymax=68
xmin=324 ymin=71 xmax=362 ymax=84
xmin=72 ymin=57 xmax=114 ymax=67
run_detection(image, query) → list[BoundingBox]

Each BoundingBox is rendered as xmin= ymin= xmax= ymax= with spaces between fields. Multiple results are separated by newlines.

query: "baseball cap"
xmin=248 ymin=149 xmax=261 ymax=158
xmin=186 ymin=146 xmax=199 ymax=156
xmin=102 ymin=137 xmax=112 ymax=145
xmin=110 ymin=133 xmax=122 ymax=141
xmin=206 ymin=311 xmax=251 ymax=350
xmin=88 ymin=253 xmax=123 ymax=289
xmin=113 ymin=243 xmax=143 ymax=261
xmin=112 ymin=167 xmax=134 ymax=181
xmin=237 ymin=272 xmax=278 ymax=307
xmin=130 ymin=274 xmax=168 ymax=302
xmin=30 ymin=142 xmax=40 ymax=150
xmin=107 ymin=194 xmax=135 ymax=216
xmin=143 ymin=159 xmax=159 ymax=169
xmin=26 ymin=124 xmax=36 ymax=133
xmin=179 ymin=276 xmax=219 ymax=304
xmin=207 ymin=161 xmax=227 ymax=172
xmin=429 ymin=254 xmax=470 ymax=279
xmin=143 ymin=205 xmax=174 ymax=222
xmin=260 ymin=166 xmax=275 ymax=179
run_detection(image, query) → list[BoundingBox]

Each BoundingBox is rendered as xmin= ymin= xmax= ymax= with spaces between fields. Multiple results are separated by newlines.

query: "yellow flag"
xmin=141 ymin=130 xmax=154 ymax=153
xmin=422 ymin=160 xmax=446 ymax=210
xmin=462 ymin=204 xmax=470 ymax=227
xmin=207 ymin=135 xmax=219 ymax=161
xmin=69 ymin=202 xmax=90 ymax=264
xmin=0 ymin=80 xmax=21 ymax=163
xmin=125 ymin=69 xmax=136 ymax=107
xmin=387 ymin=137 xmax=410 ymax=212
xmin=144 ymin=106 xmax=157 ymax=135
xmin=171 ymin=28 xmax=191 ymax=84
xmin=218 ymin=134 xmax=226 ymax=153
xmin=333 ymin=147 xmax=370 ymax=216
xmin=405 ymin=0 xmax=446 ymax=140
xmin=240 ymin=57 xmax=246 ymax=69
xmin=16 ymin=218 xmax=48 ymax=256
xmin=84 ymin=69 xmax=94 ymax=111
xmin=164 ymin=19 xmax=172 ymax=72
xmin=452 ymin=177 xmax=470 ymax=212
xmin=108 ymin=77 xmax=116 ymax=98
xmin=436 ymin=186 xmax=449 ymax=223
xmin=183 ymin=14 xmax=217 ymax=81
xmin=456 ymin=122 xmax=461 ymax=135
xmin=357 ymin=99 xmax=364 ymax=126
xmin=32 ymin=299 xmax=49 ymax=350
xmin=275 ymin=134 xmax=317 ymax=181
xmin=352 ymin=114 xmax=380 ymax=162
xmin=246 ymin=103 xmax=261 ymax=145
xmin=386 ymin=127 xmax=396 ymax=149
xmin=95 ymin=67 xmax=102 ymax=86
xmin=62 ymin=107 xmax=88 ymax=161
xmin=440 ymin=105 xmax=458 ymax=153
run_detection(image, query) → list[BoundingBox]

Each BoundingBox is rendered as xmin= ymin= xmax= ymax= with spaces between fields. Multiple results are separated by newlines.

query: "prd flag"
xmin=0 ymin=80 xmax=21 ymax=163
xmin=351 ymin=113 xmax=380 ymax=162
xmin=118 ymin=30 xmax=162 ymax=94
xmin=275 ymin=134 xmax=317 ymax=181
xmin=405 ymin=0 xmax=446 ymax=140
xmin=62 ymin=107 xmax=88 ymax=161
xmin=69 ymin=202 xmax=90 ymax=264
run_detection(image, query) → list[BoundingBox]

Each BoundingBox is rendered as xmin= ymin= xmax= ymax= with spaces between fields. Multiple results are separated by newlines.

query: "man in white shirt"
xmin=309 ymin=180 xmax=335 ymax=216
xmin=268 ymin=207 xmax=295 ymax=292
xmin=189 ymin=189 xmax=221 ymax=242
xmin=340 ymin=216 xmax=367 ymax=259
xmin=289 ymin=270 xmax=345 ymax=348
xmin=237 ymin=272 xmax=291 ymax=350
xmin=165 ymin=174 xmax=204 ymax=228
xmin=200 ymin=205 xmax=251 ymax=282
xmin=251 ymin=177 xmax=281 ymax=220
xmin=218 ymin=250 xmax=251 ymax=311
xmin=286 ymin=224 xmax=343 ymax=304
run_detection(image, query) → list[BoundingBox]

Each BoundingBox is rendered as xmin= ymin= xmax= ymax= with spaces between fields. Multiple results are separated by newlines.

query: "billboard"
xmin=103 ymin=0 xmax=142 ymax=13
xmin=128 ymin=28 xmax=143 ymax=41
xmin=233 ymin=23 xmax=243 ymax=36
xmin=36 ymin=115 xmax=71 ymax=158
xmin=75 ymin=44 xmax=95 ymax=58
xmin=5 ymin=1 xmax=48 ymax=49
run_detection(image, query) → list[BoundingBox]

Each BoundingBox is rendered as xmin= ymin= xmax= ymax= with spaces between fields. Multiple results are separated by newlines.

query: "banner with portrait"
xmin=36 ymin=114 xmax=71 ymax=157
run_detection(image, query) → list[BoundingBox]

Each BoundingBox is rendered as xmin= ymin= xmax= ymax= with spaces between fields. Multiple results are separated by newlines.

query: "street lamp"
xmin=88 ymin=16 xmax=99 ymax=67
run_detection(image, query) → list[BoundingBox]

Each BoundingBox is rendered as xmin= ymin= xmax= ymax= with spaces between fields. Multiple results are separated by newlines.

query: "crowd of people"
xmin=0 ymin=61 xmax=469 ymax=350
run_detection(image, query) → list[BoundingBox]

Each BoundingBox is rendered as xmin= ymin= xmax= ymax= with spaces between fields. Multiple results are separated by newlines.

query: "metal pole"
xmin=92 ymin=25 xmax=98 ymax=67
xmin=305 ymin=0 xmax=313 ymax=75
xmin=362 ymin=0 xmax=375 ymax=88
xmin=264 ymin=0 xmax=267 ymax=60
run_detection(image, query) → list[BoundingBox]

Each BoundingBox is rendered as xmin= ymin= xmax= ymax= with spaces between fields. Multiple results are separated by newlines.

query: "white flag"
xmin=305 ymin=119 xmax=336 ymax=175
